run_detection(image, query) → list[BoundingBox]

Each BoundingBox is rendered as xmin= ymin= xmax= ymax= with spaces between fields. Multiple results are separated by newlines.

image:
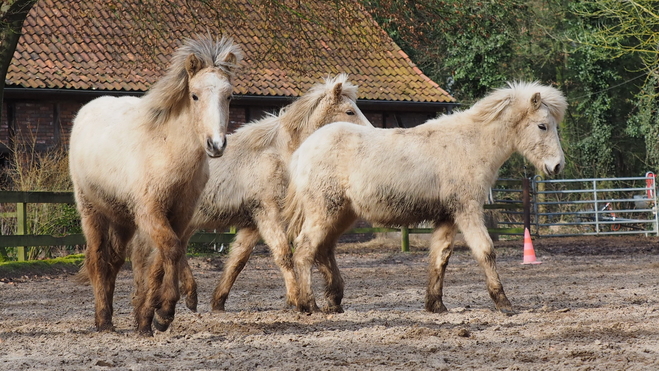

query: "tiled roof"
xmin=6 ymin=0 xmax=454 ymax=103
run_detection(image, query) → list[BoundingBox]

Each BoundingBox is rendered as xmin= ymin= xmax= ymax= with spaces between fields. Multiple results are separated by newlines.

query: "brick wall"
xmin=2 ymin=98 xmax=439 ymax=152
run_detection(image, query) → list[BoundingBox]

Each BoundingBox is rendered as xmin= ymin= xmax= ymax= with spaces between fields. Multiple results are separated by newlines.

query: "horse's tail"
xmin=73 ymin=260 xmax=91 ymax=285
xmin=283 ymin=178 xmax=305 ymax=242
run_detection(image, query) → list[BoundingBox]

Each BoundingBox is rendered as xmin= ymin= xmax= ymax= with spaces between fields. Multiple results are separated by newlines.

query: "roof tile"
xmin=7 ymin=0 xmax=454 ymax=103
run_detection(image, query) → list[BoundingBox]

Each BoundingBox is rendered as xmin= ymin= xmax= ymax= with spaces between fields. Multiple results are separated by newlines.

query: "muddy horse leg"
xmin=178 ymin=254 xmax=198 ymax=312
xmin=293 ymin=224 xmax=327 ymax=314
xmin=456 ymin=212 xmax=514 ymax=314
xmin=130 ymin=231 xmax=151 ymax=320
xmin=136 ymin=211 xmax=184 ymax=335
xmin=315 ymin=236 xmax=344 ymax=313
xmin=211 ymin=227 xmax=261 ymax=311
xmin=425 ymin=221 xmax=458 ymax=313
xmin=177 ymin=227 xmax=198 ymax=312
xmin=254 ymin=209 xmax=299 ymax=309
xmin=80 ymin=208 xmax=114 ymax=331
xmin=80 ymin=204 xmax=131 ymax=332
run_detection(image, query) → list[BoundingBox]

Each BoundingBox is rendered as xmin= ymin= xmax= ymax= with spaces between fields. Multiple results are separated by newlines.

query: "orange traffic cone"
xmin=521 ymin=227 xmax=541 ymax=265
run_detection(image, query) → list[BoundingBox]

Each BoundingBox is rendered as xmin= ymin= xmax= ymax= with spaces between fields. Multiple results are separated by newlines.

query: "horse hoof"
xmin=425 ymin=302 xmax=448 ymax=314
xmin=296 ymin=302 xmax=319 ymax=314
xmin=323 ymin=304 xmax=344 ymax=314
xmin=153 ymin=310 xmax=174 ymax=332
xmin=137 ymin=327 xmax=154 ymax=337
xmin=185 ymin=295 xmax=198 ymax=312
xmin=211 ymin=299 xmax=226 ymax=312
xmin=498 ymin=307 xmax=516 ymax=316
xmin=96 ymin=323 xmax=115 ymax=332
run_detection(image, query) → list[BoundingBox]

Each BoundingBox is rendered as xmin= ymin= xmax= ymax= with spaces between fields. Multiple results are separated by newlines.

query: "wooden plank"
xmin=188 ymin=232 xmax=236 ymax=245
xmin=0 ymin=232 xmax=239 ymax=249
xmin=484 ymin=203 xmax=523 ymax=210
xmin=16 ymin=202 xmax=26 ymax=261
xmin=0 ymin=234 xmax=86 ymax=247
xmin=401 ymin=226 xmax=409 ymax=252
xmin=0 ymin=191 xmax=75 ymax=204
xmin=494 ymin=179 xmax=524 ymax=186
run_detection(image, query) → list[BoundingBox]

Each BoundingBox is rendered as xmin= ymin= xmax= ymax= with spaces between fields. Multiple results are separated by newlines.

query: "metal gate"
xmin=533 ymin=173 xmax=658 ymax=237
xmin=490 ymin=173 xmax=658 ymax=237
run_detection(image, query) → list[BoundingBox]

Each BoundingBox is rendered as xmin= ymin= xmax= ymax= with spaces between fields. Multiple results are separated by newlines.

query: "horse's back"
xmin=289 ymin=121 xmax=466 ymax=225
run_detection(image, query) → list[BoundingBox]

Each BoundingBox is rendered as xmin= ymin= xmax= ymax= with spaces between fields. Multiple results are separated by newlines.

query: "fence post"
xmin=522 ymin=178 xmax=531 ymax=234
xmin=16 ymin=202 xmax=27 ymax=261
xmin=400 ymin=226 xmax=409 ymax=252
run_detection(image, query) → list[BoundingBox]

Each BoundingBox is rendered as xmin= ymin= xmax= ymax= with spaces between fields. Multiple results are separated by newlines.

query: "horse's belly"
xmin=353 ymin=194 xmax=452 ymax=226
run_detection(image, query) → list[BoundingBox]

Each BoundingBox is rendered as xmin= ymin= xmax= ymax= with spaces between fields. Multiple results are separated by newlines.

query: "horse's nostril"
xmin=222 ymin=137 xmax=227 ymax=149
xmin=206 ymin=138 xmax=213 ymax=149
xmin=553 ymin=163 xmax=561 ymax=174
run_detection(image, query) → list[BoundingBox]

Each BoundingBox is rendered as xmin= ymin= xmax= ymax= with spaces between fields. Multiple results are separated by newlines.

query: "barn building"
xmin=2 ymin=0 xmax=456 ymax=158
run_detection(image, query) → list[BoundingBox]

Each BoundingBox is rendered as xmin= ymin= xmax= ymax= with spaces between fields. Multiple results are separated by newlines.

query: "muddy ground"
xmin=1 ymin=235 xmax=659 ymax=370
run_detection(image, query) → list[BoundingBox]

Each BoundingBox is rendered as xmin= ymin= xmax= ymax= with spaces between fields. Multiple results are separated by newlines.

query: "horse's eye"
xmin=191 ymin=94 xmax=199 ymax=101
xmin=346 ymin=110 xmax=355 ymax=116
xmin=538 ymin=123 xmax=547 ymax=131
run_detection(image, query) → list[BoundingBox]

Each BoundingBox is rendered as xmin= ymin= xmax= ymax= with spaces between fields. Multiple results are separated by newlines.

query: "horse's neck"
xmin=151 ymin=112 xmax=205 ymax=164
xmin=427 ymin=116 xmax=516 ymax=176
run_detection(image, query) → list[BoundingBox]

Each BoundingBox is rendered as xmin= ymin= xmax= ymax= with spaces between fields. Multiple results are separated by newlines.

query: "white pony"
xmin=285 ymin=82 xmax=567 ymax=314
xmin=69 ymin=35 xmax=243 ymax=336
xmin=131 ymin=74 xmax=372 ymax=312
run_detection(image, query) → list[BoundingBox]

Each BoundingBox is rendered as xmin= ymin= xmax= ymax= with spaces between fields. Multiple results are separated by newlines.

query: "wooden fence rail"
xmin=0 ymin=188 xmax=526 ymax=261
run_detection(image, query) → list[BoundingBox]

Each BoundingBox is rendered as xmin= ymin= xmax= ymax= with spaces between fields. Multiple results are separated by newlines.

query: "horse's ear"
xmin=332 ymin=82 xmax=343 ymax=102
xmin=185 ymin=54 xmax=203 ymax=78
xmin=531 ymin=92 xmax=542 ymax=110
xmin=219 ymin=52 xmax=241 ymax=75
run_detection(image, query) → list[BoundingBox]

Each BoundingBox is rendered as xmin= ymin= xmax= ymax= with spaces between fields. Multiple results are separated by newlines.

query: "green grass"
xmin=0 ymin=254 xmax=84 ymax=279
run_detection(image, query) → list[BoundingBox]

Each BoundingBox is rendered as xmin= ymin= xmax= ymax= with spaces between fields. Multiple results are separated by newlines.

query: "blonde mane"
xmin=142 ymin=35 xmax=244 ymax=126
xmin=467 ymin=81 xmax=567 ymax=124
xmin=232 ymin=73 xmax=359 ymax=150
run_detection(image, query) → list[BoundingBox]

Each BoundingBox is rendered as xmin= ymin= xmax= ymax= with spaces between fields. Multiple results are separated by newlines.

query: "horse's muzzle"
xmin=206 ymin=137 xmax=227 ymax=158
xmin=544 ymin=162 xmax=562 ymax=176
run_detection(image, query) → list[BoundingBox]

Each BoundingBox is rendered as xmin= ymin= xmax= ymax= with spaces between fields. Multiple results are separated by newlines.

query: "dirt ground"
xmin=1 ymin=235 xmax=659 ymax=370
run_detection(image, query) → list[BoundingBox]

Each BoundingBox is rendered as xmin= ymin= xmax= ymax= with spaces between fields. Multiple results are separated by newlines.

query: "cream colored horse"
xmin=131 ymin=74 xmax=372 ymax=312
xmin=285 ymin=81 xmax=567 ymax=314
xmin=69 ymin=35 xmax=242 ymax=336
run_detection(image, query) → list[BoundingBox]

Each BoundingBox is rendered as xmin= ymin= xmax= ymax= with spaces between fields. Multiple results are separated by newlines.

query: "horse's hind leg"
xmin=211 ymin=227 xmax=261 ymax=311
xmin=80 ymin=208 xmax=113 ymax=331
xmin=255 ymin=209 xmax=299 ymax=309
xmin=315 ymin=237 xmax=344 ymax=313
xmin=80 ymin=206 xmax=129 ymax=332
xmin=293 ymin=225 xmax=325 ymax=314
xmin=177 ymin=228 xmax=198 ymax=312
xmin=455 ymin=213 xmax=514 ymax=314
xmin=178 ymin=255 xmax=198 ymax=312
xmin=425 ymin=221 xmax=458 ymax=313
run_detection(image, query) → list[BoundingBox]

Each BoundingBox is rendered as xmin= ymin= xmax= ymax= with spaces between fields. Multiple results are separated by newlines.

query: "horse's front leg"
xmin=178 ymin=227 xmax=198 ymax=312
xmin=456 ymin=212 xmax=514 ymax=314
xmin=211 ymin=227 xmax=261 ymax=311
xmin=425 ymin=221 xmax=458 ymax=313
xmin=137 ymin=213 xmax=184 ymax=335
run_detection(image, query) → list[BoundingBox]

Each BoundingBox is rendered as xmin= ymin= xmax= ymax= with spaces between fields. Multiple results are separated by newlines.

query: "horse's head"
xmin=282 ymin=74 xmax=372 ymax=149
xmin=511 ymin=83 xmax=567 ymax=176
xmin=184 ymin=36 xmax=243 ymax=158
xmin=312 ymin=74 xmax=372 ymax=130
